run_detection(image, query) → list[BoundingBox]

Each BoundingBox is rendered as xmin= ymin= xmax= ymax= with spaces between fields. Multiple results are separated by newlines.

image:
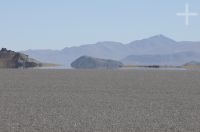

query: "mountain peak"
xmin=148 ymin=34 xmax=176 ymax=43
xmin=128 ymin=34 xmax=176 ymax=45
xmin=153 ymin=34 xmax=166 ymax=38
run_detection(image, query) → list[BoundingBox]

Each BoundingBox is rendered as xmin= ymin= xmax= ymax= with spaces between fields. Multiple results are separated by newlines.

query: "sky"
xmin=0 ymin=0 xmax=200 ymax=51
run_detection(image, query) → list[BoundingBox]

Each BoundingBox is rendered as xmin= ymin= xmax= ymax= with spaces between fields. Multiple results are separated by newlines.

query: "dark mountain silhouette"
xmin=71 ymin=56 xmax=123 ymax=69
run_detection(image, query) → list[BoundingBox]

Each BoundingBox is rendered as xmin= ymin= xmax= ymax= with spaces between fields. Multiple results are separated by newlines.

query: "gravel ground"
xmin=0 ymin=69 xmax=200 ymax=132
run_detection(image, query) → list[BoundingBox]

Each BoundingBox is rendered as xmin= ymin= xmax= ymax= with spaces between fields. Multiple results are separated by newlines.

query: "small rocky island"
xmin=71 ymin=56 xmax=123 ymax=69
xmin=0 ymin=48 xmax=42 ymax=68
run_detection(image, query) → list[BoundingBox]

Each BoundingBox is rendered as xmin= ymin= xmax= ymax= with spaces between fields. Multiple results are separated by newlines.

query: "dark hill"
xmin=71 ymin=56 xmax=123 ymax=69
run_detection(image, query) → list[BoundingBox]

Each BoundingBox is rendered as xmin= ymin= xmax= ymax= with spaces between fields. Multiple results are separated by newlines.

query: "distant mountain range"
xmin=22 ymin=35 xmax=200 ymax=67
xmin=122 ymin=52 xmax=200 ymax=66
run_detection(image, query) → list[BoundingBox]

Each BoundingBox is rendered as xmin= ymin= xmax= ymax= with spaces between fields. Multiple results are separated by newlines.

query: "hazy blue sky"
xmin=0 ymin=0 xmax=199 ymax=50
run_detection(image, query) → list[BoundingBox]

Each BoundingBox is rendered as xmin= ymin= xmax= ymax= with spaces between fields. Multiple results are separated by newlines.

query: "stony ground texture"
xmin=0 ymin=69 xmax=200 ymax=132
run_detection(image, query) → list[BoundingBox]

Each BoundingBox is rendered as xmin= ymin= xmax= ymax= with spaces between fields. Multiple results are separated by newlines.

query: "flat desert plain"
xmin=0 ymin=69 xmax=200 ymax=132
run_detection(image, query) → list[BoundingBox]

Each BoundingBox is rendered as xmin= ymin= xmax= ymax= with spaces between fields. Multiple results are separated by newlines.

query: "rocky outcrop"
xmin=71 ymin=56 xmax=123 ymax=69
xmin=0 ymin=48 xmax=42 ymax=68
